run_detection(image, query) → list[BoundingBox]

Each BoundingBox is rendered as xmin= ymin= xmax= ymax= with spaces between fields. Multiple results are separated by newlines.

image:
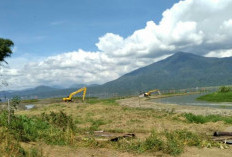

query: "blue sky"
xmin=1 ymin=0 xmax=232 ymax=90
xmin=0 ymin=0 xmax=178 ymax=58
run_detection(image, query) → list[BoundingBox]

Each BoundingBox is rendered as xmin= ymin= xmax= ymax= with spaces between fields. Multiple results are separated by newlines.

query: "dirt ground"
xmin=41 ymin=146 xmax=232 ymax=157
xmin=42 ymin=145 xmax=160 ymax=157
xmin=21 ymin=96 xmax=232 ymax=156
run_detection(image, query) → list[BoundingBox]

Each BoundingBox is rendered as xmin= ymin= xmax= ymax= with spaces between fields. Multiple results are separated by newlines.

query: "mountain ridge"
xmin=87 ymin=52 xmax=232 ymax=95
xmin=1 ymin=52 xmax=232 ymax=98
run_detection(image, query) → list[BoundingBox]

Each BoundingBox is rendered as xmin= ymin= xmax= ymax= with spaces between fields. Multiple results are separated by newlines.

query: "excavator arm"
xmin=144 ymin=89 xmax=161 ymax=97
xmin=63 ymin=87 xmax=87 ymax=102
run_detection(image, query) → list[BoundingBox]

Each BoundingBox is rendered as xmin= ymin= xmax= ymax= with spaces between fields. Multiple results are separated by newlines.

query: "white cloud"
xmin=2 ymin=0 xmax=232 ymax=90
xmin=2 ymin=49 xmax=170 ymax=90
xmin=205 ymin=49 xmax=232 ymax=58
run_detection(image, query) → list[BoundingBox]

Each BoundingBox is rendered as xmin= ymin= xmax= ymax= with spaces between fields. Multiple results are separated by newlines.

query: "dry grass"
xmin=16 ymin=98 xmax=227 ymax=137
xmin=11 ymin=96 xmax=232 ymax=156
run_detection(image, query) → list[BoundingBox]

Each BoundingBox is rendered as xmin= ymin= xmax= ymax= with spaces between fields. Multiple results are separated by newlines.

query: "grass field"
xmin=197 ymin=90 xmax=232 ymax=102
xmin=1 ymin=96 xmax=232 ymax=156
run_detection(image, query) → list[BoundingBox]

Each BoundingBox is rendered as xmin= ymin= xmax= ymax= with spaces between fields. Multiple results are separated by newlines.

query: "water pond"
xmin=25 ymin=104 xmax=35 ymax=110
xmin=151 ymin=93 xmax=232 ymax=109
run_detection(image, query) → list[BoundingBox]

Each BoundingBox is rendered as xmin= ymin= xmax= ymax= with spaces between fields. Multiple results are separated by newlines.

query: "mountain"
xmin=87 ymin=52 xmax=232 ymax=95
xmin=67 ymin=83 xmax=99 ymax=89
xmin=68 ymin=84 xmax=87 ymax=89
xmin=2 ymin=52 xmax=232 ymax=99
xmin=0 ymin=86 xmax=61 ymax=99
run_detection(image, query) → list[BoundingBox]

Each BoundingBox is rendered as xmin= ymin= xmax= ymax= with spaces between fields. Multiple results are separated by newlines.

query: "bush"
xmin=165 ymin=131 xmax=184 ymax=155
xmin=116 ymin=129 xmax=204 ymax=156
xmin=0 ymin=110 xmax=76 ymax=145
xmin=39 ymin=111 xmax=76 ymax=145
xmin=0 ymin=127 xmax=26 ymax=157
xmin=0 ymin=110 xmax=49 ymax=142
xmin=164 ymin=130 xmax=203 ymax=155
xmin=143 ymin=131 xmax=164 ymax=151
xmin=219 ymin=86 xmax=231 ymax=93
xmin=41 ymin=111 xmax=76 ymax=131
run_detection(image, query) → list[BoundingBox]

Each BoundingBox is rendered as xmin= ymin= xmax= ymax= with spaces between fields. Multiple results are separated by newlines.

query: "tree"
xmin=0 ymin=38 xmax=14 ymax=88
xmin=0 ymin=38 xmax=14 ymax=63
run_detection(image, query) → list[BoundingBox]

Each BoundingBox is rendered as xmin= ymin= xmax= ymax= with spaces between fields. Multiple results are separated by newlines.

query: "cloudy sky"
xmin=1 ymin=0 xmax=232 ymax=90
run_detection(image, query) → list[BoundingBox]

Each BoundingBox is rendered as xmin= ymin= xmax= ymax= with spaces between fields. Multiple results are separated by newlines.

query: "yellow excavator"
xmin=63 ymin=87 xmax=87 ymax=102
xmin=141 ymin=89 xmax=161 ymax=97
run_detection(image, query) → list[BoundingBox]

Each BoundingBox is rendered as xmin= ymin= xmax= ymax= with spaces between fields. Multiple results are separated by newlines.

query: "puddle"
xmin=25 ymin=104 xmax=35 ymax=110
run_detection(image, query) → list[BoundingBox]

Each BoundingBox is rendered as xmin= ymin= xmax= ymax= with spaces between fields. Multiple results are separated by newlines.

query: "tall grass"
xmin=0 ymin=110 xmax=76 ymax=145
xmin=0 ymin=127 xmax=26 ymax=156
xmin=0 ymin=126 xmax=44 ymax=157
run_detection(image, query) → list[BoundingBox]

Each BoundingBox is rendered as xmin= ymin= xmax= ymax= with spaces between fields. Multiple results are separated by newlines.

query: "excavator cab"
xmin=63 ymin=95 xmax=72 ymax=102
xmin=140 ymin=89 xmax=161 ymax=97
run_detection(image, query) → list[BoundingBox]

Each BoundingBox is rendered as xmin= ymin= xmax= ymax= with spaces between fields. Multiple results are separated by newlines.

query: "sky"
xmin=1 ymin=0 xmax=232 ymax=90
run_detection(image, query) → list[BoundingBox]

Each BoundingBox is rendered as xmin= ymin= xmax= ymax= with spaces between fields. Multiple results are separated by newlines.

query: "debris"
xmin=213 ymin=137 xmax=232 ymax=141
xmin=213 ymin=131 xmax=232 ymax=145
xmin=214 ymin=132 xmax=232 ymax=136
xmin=225 ymin=140 xmax=232 ymax=145
xmin=110 ymin=133 xmax=135 ymax=142
xmin=91 ymin=131 xmax=136 ymax=142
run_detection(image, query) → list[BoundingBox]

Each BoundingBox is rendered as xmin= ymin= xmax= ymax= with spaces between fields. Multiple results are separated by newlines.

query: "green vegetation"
xmin=21 ymin=99 xmax=39 ymax=104
xmin=86 ymin=97 xmax=119 ymax=106
xmin=198 ymin=86 xmax=232 ymax=102
xmin=116 ymin=129 xmax=216 ymax=156
xmin=0 ymin=127 xmax=26 ymax=156
xmin=0 ymin=125 xmax=43 ymax=157
xmin=183 ymin=113 xmax=232 ymax=124
xmin=219 ymin=86 xmax=232 ymax=93
xmin=0 ymin=110 xmax=76 ymax=144
xmin=78 ymin=53 xmax=232 ymax=95
xmin=0 ymin=38 xmax=14 ymax=62
xmin=0 ymin=109 xmax=77 ymax=156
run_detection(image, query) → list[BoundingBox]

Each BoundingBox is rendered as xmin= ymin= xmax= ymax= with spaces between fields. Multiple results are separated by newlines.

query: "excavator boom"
xmin=142 ymin=89 xmax=161 ymax=97
xmin=63 ymin=87 xmax=87 ymax=102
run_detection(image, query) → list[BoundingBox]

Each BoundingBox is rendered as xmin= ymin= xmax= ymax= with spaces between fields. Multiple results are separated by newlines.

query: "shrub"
xmin=0 ymin=111 xmax=49 ymax=142
xmin=143 ymin=131 xmax=164 ymax=151
xmin=0 ymin=110 xmax=76 ymax=145
xmin=164 ymin=131 xmax=184 ymax=155
xmin=116 ymin=129 xmax=205 ymax=156
xmin=0 ymin=127 xmax=26 ymax=157
xmin=41 ymin=111 xmax=76 ymax=131
xmin=219 ymin=86 xmax=231 ymax=93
